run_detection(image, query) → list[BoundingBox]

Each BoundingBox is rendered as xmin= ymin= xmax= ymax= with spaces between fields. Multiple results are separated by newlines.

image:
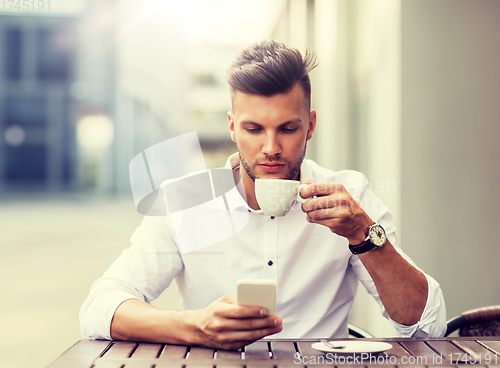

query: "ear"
xmin=307 ymin=110 xmax=317 ymax=141
xmin=228 ymin=111 xmax=236 ymax=143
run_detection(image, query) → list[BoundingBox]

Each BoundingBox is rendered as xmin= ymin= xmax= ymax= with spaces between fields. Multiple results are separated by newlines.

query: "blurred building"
xmin=0 ymin=0 xmax=120 ymax=193
xmin=185 ymin=43 xmax=241 ymax=168
xmin=0 ymin=0 xmax=189 ymax=194
xmin=112 ymin=0 xmax=187 ymax=193
xmin=0 ymin=13 xmax=79 ymax=191
xmin=0 ymin=1 xmax=282 ymax=195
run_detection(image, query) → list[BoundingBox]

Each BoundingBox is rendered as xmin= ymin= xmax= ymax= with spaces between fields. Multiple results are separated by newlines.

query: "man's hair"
xmin=227 ymin=40 xmax=318 ymax=110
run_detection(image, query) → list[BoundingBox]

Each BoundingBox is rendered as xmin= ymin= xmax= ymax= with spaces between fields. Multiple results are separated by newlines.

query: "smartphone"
xmin=237 ymin=279 xmax=277 ymax=316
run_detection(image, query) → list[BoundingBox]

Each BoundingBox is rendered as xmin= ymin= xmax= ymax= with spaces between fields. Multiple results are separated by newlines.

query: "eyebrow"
xmin=241 ymin=118 xmax=303 ymax=127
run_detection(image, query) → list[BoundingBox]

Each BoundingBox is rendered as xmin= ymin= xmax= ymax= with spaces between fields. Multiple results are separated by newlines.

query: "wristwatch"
xmin=348 ymin=223 xmax=387 ymax=254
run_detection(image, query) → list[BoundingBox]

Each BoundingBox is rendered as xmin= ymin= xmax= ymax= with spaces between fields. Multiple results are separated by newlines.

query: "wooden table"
xmin=47 ymin=337 xmax=500 ymax=367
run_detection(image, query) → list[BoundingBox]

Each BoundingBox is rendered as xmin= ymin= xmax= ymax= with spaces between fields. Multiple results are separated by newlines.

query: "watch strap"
xmin=348 ymin=240 xmax=377 ymax=255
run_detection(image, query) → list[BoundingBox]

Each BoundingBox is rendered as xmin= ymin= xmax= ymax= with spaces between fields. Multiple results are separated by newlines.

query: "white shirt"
xmin=80 ymin=154 xmax=446 ymax=340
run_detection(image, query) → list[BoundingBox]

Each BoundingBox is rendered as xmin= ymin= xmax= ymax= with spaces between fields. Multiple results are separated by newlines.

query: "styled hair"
xmin=227 ymin=40 xmax=318 ymax=110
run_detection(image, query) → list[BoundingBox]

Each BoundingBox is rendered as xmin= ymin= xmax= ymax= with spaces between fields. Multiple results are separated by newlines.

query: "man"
xmin=80 ymin=40 xmax=446 ymax=350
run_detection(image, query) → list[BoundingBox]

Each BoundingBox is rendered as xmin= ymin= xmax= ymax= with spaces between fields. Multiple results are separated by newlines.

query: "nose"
xmin=262 ymin=131 xmax=281 ymax=156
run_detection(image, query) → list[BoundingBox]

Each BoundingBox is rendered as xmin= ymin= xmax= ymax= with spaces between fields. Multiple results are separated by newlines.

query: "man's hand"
xmin=192 ymin=295 xmax=282 ymax=350
xmin=300 ymin=180 xmax=373 ymax=244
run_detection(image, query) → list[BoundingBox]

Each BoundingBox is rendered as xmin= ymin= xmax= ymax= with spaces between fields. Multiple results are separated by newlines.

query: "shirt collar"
xmin=223 ymin=153 xmax=252 ymax=212
xmin=224 ymin=152 xmax=240 ymax=170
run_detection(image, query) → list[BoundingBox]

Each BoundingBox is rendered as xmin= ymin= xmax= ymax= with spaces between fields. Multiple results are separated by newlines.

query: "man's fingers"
xmin=306 ymin=208 xmax=346 ymax=221
xmin=218 ymin=304 xmax=269 ymax=320
xmin=216 ymin=294 xmax=268 ymax=318
xmin=302 ymin=194 xmax=354 ymax=213
xmin=299 ymin=179 xmax=316 ymax=199
xmin=215 ymin=325 xmax=283 ymax=349
xmin=306 ymin=212 xmax=344 ymax=225
xmin=199 ymin=295 xmax=283 ymax=351
xmin=215 ymin=295 xmax=282 ymax=325
xmin=300 ymin=182 xmax=346 ymax=201
xmin=213 ymin=315 xmax=281 ymax=333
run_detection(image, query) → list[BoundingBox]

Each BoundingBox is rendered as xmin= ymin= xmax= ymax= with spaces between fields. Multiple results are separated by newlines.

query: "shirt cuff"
xmin=80 ymin=290 xmax=142 ymax=340
xmin=388 ymin=273 xmax=446 ymax=337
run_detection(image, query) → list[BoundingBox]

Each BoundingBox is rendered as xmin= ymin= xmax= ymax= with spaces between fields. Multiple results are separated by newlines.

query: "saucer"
xmin=311 ymin=340 xmax=393 ymax=354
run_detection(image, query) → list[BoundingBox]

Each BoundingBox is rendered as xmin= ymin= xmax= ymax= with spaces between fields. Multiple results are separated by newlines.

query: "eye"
xmin=282 ymin=127 xmax=298 ymax=133
xmin=245 ymin=127 xmax=261 ymax=133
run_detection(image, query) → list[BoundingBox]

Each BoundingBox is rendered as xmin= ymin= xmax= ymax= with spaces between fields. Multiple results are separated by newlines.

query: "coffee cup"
xmin=254 ymin=179 xmax=310 ymax=217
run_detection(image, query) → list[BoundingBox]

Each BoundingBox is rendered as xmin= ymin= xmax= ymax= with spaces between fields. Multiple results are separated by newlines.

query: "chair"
xmin=348 ymin=323 xmax=374 ymax=338
xmin=445 ymin=305 xmax=500 ymax=337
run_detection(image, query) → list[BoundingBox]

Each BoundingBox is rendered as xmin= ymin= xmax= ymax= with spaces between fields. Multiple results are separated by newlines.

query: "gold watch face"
xmin=369 ymin=225 xmax=386 ymax=247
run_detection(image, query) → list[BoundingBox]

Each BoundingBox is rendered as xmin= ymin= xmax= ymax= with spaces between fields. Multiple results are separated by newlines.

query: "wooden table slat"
xmin=158 ymin=344 xmax=188 ymax=359
xmin=216 ymin=349 xmax=242 ymax=360
xmin=102 ymin=341 xmax=138 ymax=358
xmin=479 ymin=340 xmax=500 ymax=355
xmin=381 ymin=341 xmax=414 ymax=364
xmin=151 ymin=363 xmax=184 ymax=368
xmin=181 ymin=365 xmax=243 ymax=368
xmin=244 ymin=341 xmax=270 ymax=360
xmin=120 ymin=362 xmax=155 ymax=368
xmin=400 ymin=340 xmax=438 ymax=364
xmin=46 ymin=339 xmax=112 ymax=368
xmin=426 ymin=339 xmax=469 ymax=363
xmin=454 ymin=339 xmax=498 ymax=355
xmin=245 ymin=363 xmax=276 ymax=368
xmin=130 ymin=342 xmax=163 ymax=358
xmin=187 ymin=346 xmax=215 ymax=359
xmin=92 ymin=361 xmax=125 ymax=368
xmin=270 ymin=341 xmax=297 ymax=360
xmin=296 ymin=340 xmax=325 ymax=359
xmin=453 ymin=339 xmax=500 ymax=365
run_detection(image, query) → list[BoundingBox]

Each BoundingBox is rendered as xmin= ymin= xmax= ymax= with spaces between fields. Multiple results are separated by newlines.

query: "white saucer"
xmin=311 ymin=340 xmax=393 ymax=354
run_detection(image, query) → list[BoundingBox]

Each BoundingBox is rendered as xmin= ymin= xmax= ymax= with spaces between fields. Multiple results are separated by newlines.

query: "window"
xmin=5 ymin=145 xmax=47 ymax=182
xmin=5 ymin=96 xmax=47 ymax=127
xmin=4 ymin=28 xmax=22 ymax=80
xmin=36 ymin=29 xmax=73 ymax=81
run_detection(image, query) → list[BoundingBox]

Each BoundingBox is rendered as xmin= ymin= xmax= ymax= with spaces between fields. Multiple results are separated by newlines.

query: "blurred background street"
xmin=0 ymin=194 xmax=181 ymax=368
xmin=1 ymin=0 xmax=500 ymax=367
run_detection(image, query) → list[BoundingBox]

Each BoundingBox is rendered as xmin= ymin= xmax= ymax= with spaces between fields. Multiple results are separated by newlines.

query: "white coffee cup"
xmin=254 ymin=179 xmax=310 ymax=217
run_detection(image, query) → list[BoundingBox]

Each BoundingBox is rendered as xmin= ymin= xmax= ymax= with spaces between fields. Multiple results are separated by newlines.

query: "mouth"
xmin=258 ymin=162 xmax=286 ymax=173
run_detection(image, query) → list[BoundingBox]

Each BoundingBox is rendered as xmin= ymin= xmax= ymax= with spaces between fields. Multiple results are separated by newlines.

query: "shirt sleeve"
xmin=79 ymin=214 xmax=184 ymax=340
xmin=349 ymin=173 xmax=447 ymax=337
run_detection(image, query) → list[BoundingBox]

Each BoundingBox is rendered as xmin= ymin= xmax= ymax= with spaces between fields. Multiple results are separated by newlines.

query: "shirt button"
xmin=271 ymin=216 xmax=275 ymax=219
xmin=268 ymin=260 xmax=273 ymax=266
